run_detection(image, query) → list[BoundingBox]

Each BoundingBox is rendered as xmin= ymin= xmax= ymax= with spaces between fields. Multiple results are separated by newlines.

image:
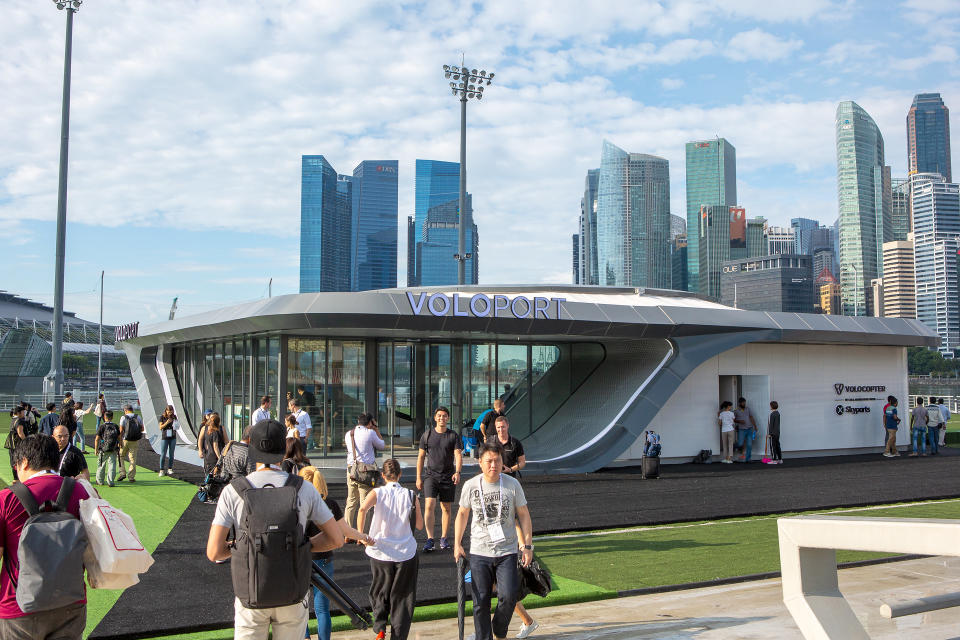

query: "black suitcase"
xmin=641 ymin=455 xmax=660 ymax=479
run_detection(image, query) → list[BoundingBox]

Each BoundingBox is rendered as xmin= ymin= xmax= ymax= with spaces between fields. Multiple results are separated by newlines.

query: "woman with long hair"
xmin=199 ymin=412 xmax=225 ymax=475
xmin=281 ymin=437 xmax=310 ymax=475
xmin=5 ymin=406 xmax=27 ymax=478
xmin=358 ymin=459 xmax=423 ymax=640
xmin=72 ymin=401 xmax=89 ymax=452
xmin=299 ymin=466 xmax=372 ymax=640
xmin=59 ymin=406 xmax=77 ymax=446
xmin=158 ymin=405 xmax=178 ymax=476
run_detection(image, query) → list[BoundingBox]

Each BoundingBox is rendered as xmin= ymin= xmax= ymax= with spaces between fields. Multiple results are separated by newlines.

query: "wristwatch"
xmin=522 ymin=544 xmax=533 ymax=550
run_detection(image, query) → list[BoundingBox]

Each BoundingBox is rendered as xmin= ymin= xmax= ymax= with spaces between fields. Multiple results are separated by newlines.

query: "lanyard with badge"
xmin=478 ymin=476 xmax=506 ymax=543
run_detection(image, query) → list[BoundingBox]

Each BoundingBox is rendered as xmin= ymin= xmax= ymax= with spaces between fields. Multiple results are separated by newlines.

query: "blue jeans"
xmin=736 ymin=429 xmax=756 ymax=461
xmin=306 ymin=558 xmax=333 ymax=640
xmin=928 ymin=426 xmax=940 ymax=454
xmin=159 ymin=438 xmax=177 ymax=471
xmin=74 ymin=421 xmax=85 ymax=451
xmin=911 ymin=426 xmax=928 ymax=454
xmin=469 ymin=553 xmax=520 ymax=640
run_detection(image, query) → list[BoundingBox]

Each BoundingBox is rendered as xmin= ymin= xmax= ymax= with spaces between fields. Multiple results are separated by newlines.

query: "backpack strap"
xmin=230 ymin=476 xmax=253 ymax=499
xmin=10 ymin=482 xmax=40 ymax=518
xmin=283 ymin=473 xmax=303 ymax=490
xmin=54 ymin=477 xmax=76 ymax=512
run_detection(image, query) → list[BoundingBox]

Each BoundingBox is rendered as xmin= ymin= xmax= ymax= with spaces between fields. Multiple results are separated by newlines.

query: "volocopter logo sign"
xmin=834 ymin=383 xmax=886 ymax=394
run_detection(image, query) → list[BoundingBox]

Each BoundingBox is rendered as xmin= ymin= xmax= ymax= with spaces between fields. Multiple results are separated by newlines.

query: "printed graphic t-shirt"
xmin=884 ymin=406 xmax=899 ymax=430
xmin=459 ymin=473 xmax=527 ymax=558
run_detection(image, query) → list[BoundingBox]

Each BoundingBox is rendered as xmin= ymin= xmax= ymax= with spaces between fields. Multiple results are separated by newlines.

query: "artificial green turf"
xmin=0 ymin=415 xmax=196 ymax=639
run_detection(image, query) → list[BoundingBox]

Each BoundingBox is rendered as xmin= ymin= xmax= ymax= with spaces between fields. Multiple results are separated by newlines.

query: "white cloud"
xmin=661 ymin=77 xmax=685 ymax=90
xmin=724 ymin=29 xmax=803 ymax=62
xmin=890 ymin=44 xmax=959 ymax=71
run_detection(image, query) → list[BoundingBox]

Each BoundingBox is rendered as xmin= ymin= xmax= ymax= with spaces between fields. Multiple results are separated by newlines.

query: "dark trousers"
xmin=470 ymin=553 xmax=520 ymax=640
xmin=368 ymin=555 xmax=418 ymax=640
xmin=770 ymin=435 xmax=782 ymax=460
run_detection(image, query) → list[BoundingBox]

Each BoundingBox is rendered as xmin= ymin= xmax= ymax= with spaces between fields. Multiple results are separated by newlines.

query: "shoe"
xmin=158 ymin=471 xmax=165 ymax=477
xmin=167 ymin=469 xmax=175 ymax=475
xmin=215 ymin=558 xmax=229 ymax=564
xmin=517 ymin=620 xmax=540 ymax=638
xmin=721 ymin=459 xmax=732 ymax=464
xmin=882 ymin=452 xmax=894 ymax=457
xmin=909 ymin=453 xmax=918 ymax=457
xmin=375 ymin=631 xmax=386 ymax=640
xmin=439 ymin=537 xmax=451 ymax=551
xmin=116 ymin=476 xmax=125 ymax=482
xmin=466 ymin=635 xmax=475 ymax=640
xmin=423 ymin=538 xmax=435 ymax=553
xmin=108 ymin=484 xmax=115 ymax=488
xmin=129 ymin=478 xmax=136 ymax=483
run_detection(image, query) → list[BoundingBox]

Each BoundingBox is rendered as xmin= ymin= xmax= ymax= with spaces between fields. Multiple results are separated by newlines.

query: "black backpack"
xmin=123 ymin=415 xmax=143 ymax=441
xmin=99 ymin=422 xmax=120 ymax=453
xmin=229 ymin=474 xmax=310 ymax=609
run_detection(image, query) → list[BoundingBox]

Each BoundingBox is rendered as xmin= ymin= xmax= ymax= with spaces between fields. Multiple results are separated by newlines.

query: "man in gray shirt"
xmin=454 ymin=441 xmax=533 ymax=640
xmin=734 ymin=397 xmax=759 ymax=462
xmin=910 ymin=397 xmax=929 ymax=457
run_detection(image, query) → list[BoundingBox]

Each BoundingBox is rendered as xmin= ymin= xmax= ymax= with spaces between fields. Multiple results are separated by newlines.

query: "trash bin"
xmin=641 ymin=455 xmax=660 ymax=479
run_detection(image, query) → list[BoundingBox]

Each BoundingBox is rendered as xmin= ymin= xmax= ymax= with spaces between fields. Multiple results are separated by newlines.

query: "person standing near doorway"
xmin=883 ymin=396 xmax=901 ymax=457
xmin=344 ymin=413 xmax=385 ymax=530
xmin=733 ymin=397 xmax=758 ymax=462
xmin=718 ymin=401 xmax=736 ymax=464
xmin=939 ymin=398 xmax=951 ymax=447
xmin=291 ymin=401 xmax=312 ymax=450
xmin=252 ymin=395 xmax=272 ymax=425
xmin=416 ymin=407 xmax=462 ymax=553
xmin=767 ymin=401 xmax=782 ymax=464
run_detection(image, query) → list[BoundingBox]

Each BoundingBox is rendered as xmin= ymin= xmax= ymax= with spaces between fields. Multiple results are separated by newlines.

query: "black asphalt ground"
xmin=90 ymin=445 xmax=960 ymax=639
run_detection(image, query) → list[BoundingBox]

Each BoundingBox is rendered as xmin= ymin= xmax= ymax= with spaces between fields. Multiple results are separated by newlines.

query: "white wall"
xmin=616 ymin=343 xmax=909 ymax=463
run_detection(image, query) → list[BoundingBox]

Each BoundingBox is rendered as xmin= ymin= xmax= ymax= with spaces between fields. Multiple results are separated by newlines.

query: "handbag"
xmin=347 ymin=429 xmax=382 ymax=488
xmin=518 ymin=557 xmax=553 ymax=599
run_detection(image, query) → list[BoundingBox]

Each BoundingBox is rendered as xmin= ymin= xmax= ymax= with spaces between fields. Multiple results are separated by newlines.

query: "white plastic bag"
xmin=77 ymin=480 xmax=154 ymax=576
xmin=83 ymin=544 xmax=140 ymax=589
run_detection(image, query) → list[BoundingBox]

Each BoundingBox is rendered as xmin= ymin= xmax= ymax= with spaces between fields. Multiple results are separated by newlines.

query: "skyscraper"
xmin=351 ymin=160 xmax=398 ymax=291
xmin=300 ymin=156 xmax=352 ymax=293
xmin=697 ymin=205 xmax=730 ymax=299
xmin=579 ymin=169 xmax=599 ymax=285
xmin=881 ymin=239 xmax=916 ymax=319
xmin=572 ymin=234 xmax=580 ymax=284
xmin=685 ymin=138 xmax=736 ymax=292
xmin=907 ymin=93 xmax=951 ymax=182
xmin=413 ymin=160 xmax=477 ymax=286
xmin=670 ymin=214 xmax=687 ymax=239
xmin=891 ymin=178 xmax=911 ymax=241
xmin=746 ymin=217 xmax=767 ymax=258
xmin=596 ymin=141 xmax=671 ymax=288
xmin=406 ymin=216 xmax=416 ymax=287
xmin=835 ymin=101 xmax=893 ymax=315
xmin=766 ymin=227 xmax=795 ymax=255
xmin=791 ymin=218 xmax=820 ymax=254
xmin=912 ymin=174 xmax=960 ymax=356
xmin=671 ymin=235 xmax=687 ymax=292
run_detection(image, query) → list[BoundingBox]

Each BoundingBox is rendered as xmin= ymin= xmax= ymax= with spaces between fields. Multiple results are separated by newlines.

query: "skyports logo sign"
xmin=834 ymin=383 xmax=886 ymax=395
xmin=836 ymin=405 xmax=871 ymax=416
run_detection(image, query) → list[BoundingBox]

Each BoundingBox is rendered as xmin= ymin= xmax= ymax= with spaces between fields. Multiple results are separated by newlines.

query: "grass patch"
xmin=0 ymin=416 xmax=195 ymax=639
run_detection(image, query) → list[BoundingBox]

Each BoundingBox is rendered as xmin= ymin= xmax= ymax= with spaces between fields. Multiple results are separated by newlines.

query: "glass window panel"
xmin=328 ymin=340 xmax=364 ymax=454
xmin=531 ymin=344 xmax=565 ymax=432
xmin=497 ymin=344 xmax=530 ymax=436
xmin=223 ymin=341 xmax=235 ymax=441
xmin=428 ymin=344 xmax=452 ymax=419
xmin=233 ymin=340 xmax=244 ymax=434
xmin=287 ymin=338 xmax=326 ymax=452
xmin=267 ymin=337 xmax=280 ymax=409
xmin=469 ymin=344 xmax=496 ymax=422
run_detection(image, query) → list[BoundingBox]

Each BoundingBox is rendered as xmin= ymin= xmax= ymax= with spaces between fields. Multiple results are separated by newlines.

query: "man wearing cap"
xmin=206 ymin=419 xmax=344 ymax=640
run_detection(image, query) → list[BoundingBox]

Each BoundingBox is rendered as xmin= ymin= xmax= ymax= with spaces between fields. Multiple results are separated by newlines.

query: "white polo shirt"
xmin=294 ymin=409 xmax=312 ymax=438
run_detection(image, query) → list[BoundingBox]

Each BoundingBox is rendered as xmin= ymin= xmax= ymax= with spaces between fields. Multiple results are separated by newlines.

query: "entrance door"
xmin=378 ymin=342 xmax=418 ymax=456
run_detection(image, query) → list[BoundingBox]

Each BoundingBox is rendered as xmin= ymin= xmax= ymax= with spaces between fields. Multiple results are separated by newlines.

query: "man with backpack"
xmin=206 ymin=419 xmax=344 ymax=640
xmin=416 ymin=406 xmax=463 ymax=553
xmin=0 ymin=435 xmax=89 ymax=639
xmin=117 ymin=405 xmax=143 ymax=483
xmin=94 ymin=410 xmax=122 ymax=487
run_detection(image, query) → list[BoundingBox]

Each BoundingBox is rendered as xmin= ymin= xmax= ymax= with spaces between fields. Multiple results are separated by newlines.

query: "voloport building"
xmin=119 ymin=286 xmax=937 ymax=473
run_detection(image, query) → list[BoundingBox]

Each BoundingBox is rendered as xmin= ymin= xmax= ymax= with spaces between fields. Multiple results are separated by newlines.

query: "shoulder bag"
xmin=347 ymin=429 xmax=382 ymax=488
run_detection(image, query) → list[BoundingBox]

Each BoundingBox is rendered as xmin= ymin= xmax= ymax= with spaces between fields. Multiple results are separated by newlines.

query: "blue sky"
xmin=3 ymin=0 xmax=959 ymax=325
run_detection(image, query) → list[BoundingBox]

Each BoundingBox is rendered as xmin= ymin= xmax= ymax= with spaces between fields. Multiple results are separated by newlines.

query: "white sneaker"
xmin=167 ymin=469 xmax=175 ymax=475
xmin=158 ymin=470 xmax=165 ymax=477
xmin=517 ymin=620 xmax=540 ymax=638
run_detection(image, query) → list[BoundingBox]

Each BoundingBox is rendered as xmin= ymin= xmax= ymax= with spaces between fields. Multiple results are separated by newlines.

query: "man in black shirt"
xmin=493 ymin=415 xmax=526 ymax=478
xmin=479 ymin=398 xmax=506 ymax=444
xmin=53 ymin=425 xmax=89 ymax=480
xmin=416 ymin=406 xmax=462 ymax=553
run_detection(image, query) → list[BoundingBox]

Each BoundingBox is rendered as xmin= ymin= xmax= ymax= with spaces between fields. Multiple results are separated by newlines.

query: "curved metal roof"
xmin=120 ymin=285 xmax=938 ymax=349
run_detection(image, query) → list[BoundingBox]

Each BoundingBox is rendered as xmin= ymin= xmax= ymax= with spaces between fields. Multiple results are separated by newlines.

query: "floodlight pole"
xmin=443 ymin=59 xmax=494 ymax=285
xmin=44 ymin=0 xmax=82 ymax=401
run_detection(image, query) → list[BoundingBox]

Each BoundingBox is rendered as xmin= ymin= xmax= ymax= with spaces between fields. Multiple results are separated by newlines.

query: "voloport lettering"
xmin=405 ymin=292 xmax=565 ymax=320
xmin=115 ymin=322 xmax=139 ymax=342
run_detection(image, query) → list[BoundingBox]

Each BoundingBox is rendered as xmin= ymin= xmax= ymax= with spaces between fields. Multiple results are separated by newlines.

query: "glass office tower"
xmin=685 ymin=138 xmax=737 ymax=293
xmin=835 ymin=101 xmax=893 ymax=316
xmin=579 ymin=169 xmax=600 ymax=285
xmin=891 ymin=178 xmax=911 ymax=242
xmin=596 ymin=141 xmax=671 ymax=288
xmin=912 ymin=174 xmax=960 ymax=357
xmin=413 ymin=160 xmax=477 ymax=286
xmin=908 ymin=93 xmax=952 ymax=182
xmin=791 ymin=218 xmax=819 ymax=254
xmin=300 ymin=156 xmax=352 ymax=293
xmin=351 ymin=161 xmax=398 ymax=291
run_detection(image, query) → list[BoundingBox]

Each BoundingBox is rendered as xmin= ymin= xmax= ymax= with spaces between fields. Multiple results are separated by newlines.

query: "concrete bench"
xmin=778 ymin=515 xmax=960 ymax=639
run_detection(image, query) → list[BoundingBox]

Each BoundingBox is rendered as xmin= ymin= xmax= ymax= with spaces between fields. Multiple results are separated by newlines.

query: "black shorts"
xmin=423 ymin=475 xmax=456 ymax=502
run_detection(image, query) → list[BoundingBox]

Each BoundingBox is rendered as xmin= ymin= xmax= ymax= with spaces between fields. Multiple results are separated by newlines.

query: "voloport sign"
xmin=406 ymin=292 xmax=565 ymax=320
xmin=115 ymin=322 xmax=139 ymax=342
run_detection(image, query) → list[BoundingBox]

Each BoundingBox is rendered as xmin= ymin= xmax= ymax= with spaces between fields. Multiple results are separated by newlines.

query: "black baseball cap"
xmin=248 ymin=419 xmax=286 ymax=466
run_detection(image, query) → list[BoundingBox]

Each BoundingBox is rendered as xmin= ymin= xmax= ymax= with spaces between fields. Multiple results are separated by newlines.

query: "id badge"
xmin=486 ymin=522 xmax=506 ymax=543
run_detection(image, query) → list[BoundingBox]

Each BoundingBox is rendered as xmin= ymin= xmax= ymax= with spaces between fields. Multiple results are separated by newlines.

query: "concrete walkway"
xmin=333 ymin=556 xmax=960 ymax=639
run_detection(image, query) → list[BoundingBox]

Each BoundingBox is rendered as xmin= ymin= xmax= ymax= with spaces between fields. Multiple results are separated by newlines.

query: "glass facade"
xmin=413 ymin=159 xmax=478 ymax=286
xmin=596 ymin=141 xmax=671 ymax=288
xmin=891 ymin=178 xmax=911 ymax=243
xmin=173 ymin=335 xmax=605 ymax=458
xmin=351 ymin=161 xmax=398 ymax=291
xmin=579 ymin=169 xmax=599 ymax=285
xmin=835 ymin=101 xmax=892 ymax=316
xmin=697 ymin=205 xmax=731 ymax=300
xmin=173 ymin=336 xmax=281 ymax=442
xmin=907 ymin=93 xmax=952 ymax=182
xmin=300 ymin=156 xmax=352 ymax=293
xmin=685 ymin=138 xmax=737 ymax=293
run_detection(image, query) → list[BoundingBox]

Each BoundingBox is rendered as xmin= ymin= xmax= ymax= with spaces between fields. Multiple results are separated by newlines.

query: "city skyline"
xmin=4 ymin=1 xmax=960 ymax=325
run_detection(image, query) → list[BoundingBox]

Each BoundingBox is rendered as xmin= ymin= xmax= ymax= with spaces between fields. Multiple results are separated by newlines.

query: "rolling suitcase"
xmin=641 ymin=455 xmax=660 ymax=479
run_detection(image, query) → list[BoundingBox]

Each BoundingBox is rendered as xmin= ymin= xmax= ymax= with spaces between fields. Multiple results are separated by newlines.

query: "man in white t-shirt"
xmin=291 ymin=400 xmax=312 ymax=447
xmin=454 ymin=441 xmax=533 ymax=640
xmin=206 ymin=419 xmax=343 ymax=640
xmin=344 ymin=413 xmax=385 ymax=531
xmin=251 ymin=395 xmax=272 ymax=425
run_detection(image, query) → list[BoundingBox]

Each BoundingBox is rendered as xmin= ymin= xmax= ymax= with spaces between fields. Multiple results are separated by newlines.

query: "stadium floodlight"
xmin=441 ymin=57 xmax=495 ymax=285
